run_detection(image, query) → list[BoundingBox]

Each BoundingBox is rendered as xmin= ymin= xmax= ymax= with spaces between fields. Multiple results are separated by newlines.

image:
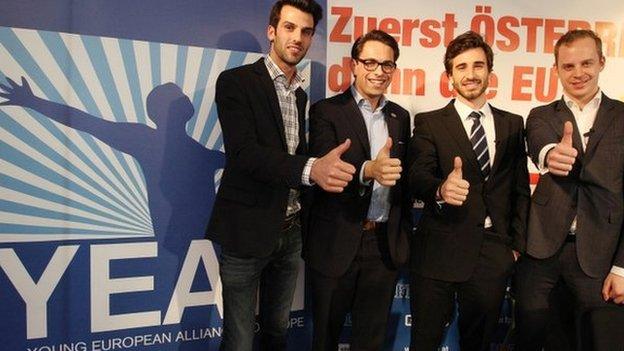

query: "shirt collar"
xmin=350 ymin=85 xmax=387 ymax=112
xmin=453 ymin=98 xmax=492 ymax=121
xmin=563 ymin=89 xmax=602 ymax=111
xmin=264 ymin=55 xmax=304 ymax=91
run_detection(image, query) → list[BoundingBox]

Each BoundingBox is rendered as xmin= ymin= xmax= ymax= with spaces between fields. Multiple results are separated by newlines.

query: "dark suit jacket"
xmin=408 ymin=100 xmax=530 ymax=282
xmin=305 ymin=89 xmax=412 ymax=277
xmin=206 ymin=58 xmax=310 ymax=258
xmin=526 ymin=94 xmax=624 ymax=278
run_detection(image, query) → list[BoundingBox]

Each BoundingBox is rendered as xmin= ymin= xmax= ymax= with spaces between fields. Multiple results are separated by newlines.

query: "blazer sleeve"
xmin=215 ymin=70 xmax=309 ymax=188
xmin=408 ymin=114 xmax=444 ymax=206
xmin=309 ymin=101 xmax=365 ymax=190
xmin=510 ymin=116 xmax=531 ymax=253
xmin=526 ymin=107 xmax=559 ymax=167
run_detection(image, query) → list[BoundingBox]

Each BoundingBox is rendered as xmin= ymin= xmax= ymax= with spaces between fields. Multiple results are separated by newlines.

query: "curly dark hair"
xmin=269 ymin=0 xmax=323 ymax=31
xmin=444 ymin=31 xmax=493 ymax=74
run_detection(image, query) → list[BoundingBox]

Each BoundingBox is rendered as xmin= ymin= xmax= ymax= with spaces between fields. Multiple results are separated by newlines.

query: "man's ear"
xmin=267 ymin=25 xmax=276 ymax=43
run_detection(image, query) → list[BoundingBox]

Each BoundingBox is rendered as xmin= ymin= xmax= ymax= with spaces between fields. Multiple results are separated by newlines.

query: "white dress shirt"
xmin=454 ymin=99 xmax=496 ymax=228
xmin=352 ymin=86 xmax=391 ymax=222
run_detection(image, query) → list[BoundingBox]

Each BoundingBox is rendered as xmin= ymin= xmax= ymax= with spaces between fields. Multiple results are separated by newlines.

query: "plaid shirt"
xmin=264 ymin=56 xmax=305 ymax=216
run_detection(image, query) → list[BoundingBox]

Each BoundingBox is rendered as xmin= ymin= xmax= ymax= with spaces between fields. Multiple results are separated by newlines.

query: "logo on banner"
xmin=0 ymin=26 xmax=310 ymax=350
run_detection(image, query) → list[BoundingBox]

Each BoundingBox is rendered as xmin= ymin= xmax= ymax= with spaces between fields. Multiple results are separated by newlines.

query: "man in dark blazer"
xmin=408 ymin=31 xmax=530 ymax=351
xmin=306 ymin=30 xmax=411 ymax=350
xmin=205 ymin=2 xmax=357 ymax=350
xmin=516 ymin=29 xmax=624 ymax=350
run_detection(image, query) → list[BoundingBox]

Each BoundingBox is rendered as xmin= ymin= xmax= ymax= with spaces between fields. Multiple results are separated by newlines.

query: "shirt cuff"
xmin=359 ymin=161 xmax=372 ymax=186
xmin=302 ymin=157 xmax=316 ymax=186
xmin=611 ymin=265 xmax=624 ymax=278
xmin=435 ymin=186 xmax=445 ymax=207
xmin=538 ymin=143 xmax=557 ymax=175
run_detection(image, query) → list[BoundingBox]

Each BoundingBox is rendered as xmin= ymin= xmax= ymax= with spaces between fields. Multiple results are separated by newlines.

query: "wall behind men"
xmin=1 ymin=1 xmax=624 ymax=351
xmin=0 ymin=1 xmax=323 ymax=350
xmin=0 ymin=0 xmax=329 ymax=102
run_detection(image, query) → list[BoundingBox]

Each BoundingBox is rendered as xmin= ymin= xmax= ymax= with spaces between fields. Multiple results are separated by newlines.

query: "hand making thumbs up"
xmin=364 ymin=137 xmax=402 ymax=186
xmin=546 ymin=121 xmax=578 ymax=176
xmin=439 ymin=156 xmax=470 ymax=206
xmin=311 ymin=139 xmax=357 ymax=193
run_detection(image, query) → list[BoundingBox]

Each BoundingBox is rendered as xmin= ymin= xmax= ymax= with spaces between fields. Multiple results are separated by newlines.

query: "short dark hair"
xmin=444 ymin=31 xmax=493 ymax=75
xmin=269 ymin=0 xmax=323 ymax=30
xmin=554 ymin=29 xmax=604 ymax=65
xmin=350 ymin=30 xmax=400 ymax=61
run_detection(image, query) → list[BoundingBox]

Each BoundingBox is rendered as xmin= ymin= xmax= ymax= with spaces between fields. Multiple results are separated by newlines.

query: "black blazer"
xmin=305 ymin=89 xmax=412 ymax=277
xmin=408 ymin=101 xmax=530 ymax=282
xmin=526 ymin=94 xmax=624 ymax=278
xmin=206 ymin=58 xmax=310 ymax=257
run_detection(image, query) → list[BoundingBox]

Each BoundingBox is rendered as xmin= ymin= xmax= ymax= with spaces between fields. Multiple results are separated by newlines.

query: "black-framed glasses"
xmin=355 ymin=58 xmax=397 ymax=74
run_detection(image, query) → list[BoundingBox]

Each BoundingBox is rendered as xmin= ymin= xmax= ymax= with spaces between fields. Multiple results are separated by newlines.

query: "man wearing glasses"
xmin=408 ymin=31 xmax=530 ymax=350
xmin=306 ymin=30 xmax=411 ymax=350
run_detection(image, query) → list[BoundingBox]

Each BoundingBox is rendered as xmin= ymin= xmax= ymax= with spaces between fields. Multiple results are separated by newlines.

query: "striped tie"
xmin=469 ymin=111 xmax=491 ymax=179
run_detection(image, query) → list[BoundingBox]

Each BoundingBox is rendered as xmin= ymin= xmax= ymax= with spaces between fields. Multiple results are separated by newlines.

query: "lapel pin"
xmin=390 ymin=112 xmax=397 ymax=118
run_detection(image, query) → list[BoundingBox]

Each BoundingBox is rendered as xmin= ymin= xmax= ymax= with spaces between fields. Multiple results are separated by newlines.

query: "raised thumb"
xmin=452 ymin=156 xmax=463 ymax=178
xmin=561 ymin=121 xmax=573 ymax=146
xmin=379 ymin=137 xmax=392 ymax=157
xmin=333 ymin=138 xmax=351 ymax=157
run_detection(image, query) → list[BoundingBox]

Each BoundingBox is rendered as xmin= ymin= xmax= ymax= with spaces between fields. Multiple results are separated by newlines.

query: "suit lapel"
xmin=255 ymin=58 xmax=287 ymax=150
xmin=585 ymin=95 xmax=616 ymax=160
xmin=489 ymin=105 xmax=509 ymax=177
xmin=384 ymin=105 xmax=401 ymax=158
xmin=295 ymin=87 xmax=308 ymax=155
xmin=442 ymin=101 xmax=481 ymax=175
xmin=341 ymin=90 xmax=371 ymax=157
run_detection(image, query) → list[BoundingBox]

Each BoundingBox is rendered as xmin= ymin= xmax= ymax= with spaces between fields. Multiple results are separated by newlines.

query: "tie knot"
xmin=469 ymin=111 xmax=482 ymax=120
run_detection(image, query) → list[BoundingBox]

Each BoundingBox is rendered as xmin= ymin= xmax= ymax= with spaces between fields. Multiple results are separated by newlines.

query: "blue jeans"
xmin=219 ymin=221 xmax=302 ymax=351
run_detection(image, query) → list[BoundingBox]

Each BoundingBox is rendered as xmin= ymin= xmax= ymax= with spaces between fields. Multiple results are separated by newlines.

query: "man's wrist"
xmin=363 ymin=160 xmax=375 ymax=182
xmin=302 ymin=157 xmax=317 ymax=186
xmin=360 ymin=161 xmax=372 ymax=185
xmin=611 ymin=265 xmax=624 ymax=278
xmin=538 ymin=143 xmax=557 ymax=174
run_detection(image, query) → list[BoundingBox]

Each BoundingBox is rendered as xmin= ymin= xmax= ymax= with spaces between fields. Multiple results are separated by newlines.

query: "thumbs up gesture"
xmin=310 ymin=139 xmax=357 ymax=193
xmin=546 ymin=121 xmax=578 ymax=176
xmin=364 ymin=137 xmax=402 ymax=186
xmin=439 ymin=157 xmax=470 ymax=206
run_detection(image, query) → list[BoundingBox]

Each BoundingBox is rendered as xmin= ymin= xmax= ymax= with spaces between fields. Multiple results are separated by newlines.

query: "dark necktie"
xmin=469 ymin=111 xmax=491 ymax=179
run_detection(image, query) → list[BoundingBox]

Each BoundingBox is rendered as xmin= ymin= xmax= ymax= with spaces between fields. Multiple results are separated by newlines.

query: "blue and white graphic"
xmin=0 ymin=26 xmax=311 ymax=351
xmin=0 ymin=26 xmax=311 ymax=244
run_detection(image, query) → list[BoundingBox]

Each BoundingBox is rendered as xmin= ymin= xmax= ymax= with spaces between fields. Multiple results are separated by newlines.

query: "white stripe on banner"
xmin=60 ymin=32 xmax=116 ymax=121
xmin=133 ymin=39 xmax=155 ymax=129
xmin=182 ymin=45 xmax=204 ymax=99
xmin=102 ymin=36 xmax=138 ymax=123
xmin=101 ymin=36 xmax=150 ymax=215
xmin=0 ymin=159 xmax=150 ymax=235
xmin=191 ymin=49 xmax=230 ymax=141
xmin=160 ymin=42 xmax=178 ymax=84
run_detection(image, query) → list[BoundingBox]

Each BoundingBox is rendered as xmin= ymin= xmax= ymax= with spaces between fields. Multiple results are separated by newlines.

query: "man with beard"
xmin=407 ymin=31 xmax=530 ymax=351
xmin=306 ymin=30 xmax=411 ymax=350
xmin=206 ymin=1 xmax=357 ymax=350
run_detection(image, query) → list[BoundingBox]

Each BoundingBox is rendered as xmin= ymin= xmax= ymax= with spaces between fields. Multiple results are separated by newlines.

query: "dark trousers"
xmin=218 ymin=220 xmax=302 ymax=351
xmin=310 ymin=226 xmax=399 ymax=351
xmin=410 ymin=236 xmax=515 ymax=351
xmin=515 ymin=242 xmax=614 ymax=351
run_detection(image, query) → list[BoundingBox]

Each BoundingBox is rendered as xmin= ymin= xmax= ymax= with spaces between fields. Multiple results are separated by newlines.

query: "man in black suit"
xmin=515 ymin=29 xmax=624 ymax=350
xmin=306 ymin=30 xmax=411 ymax=350
xmin=205 ymin=1 xmax=357 ymax=350
xmin=408 ymin=31 xmax=530 ymax=351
